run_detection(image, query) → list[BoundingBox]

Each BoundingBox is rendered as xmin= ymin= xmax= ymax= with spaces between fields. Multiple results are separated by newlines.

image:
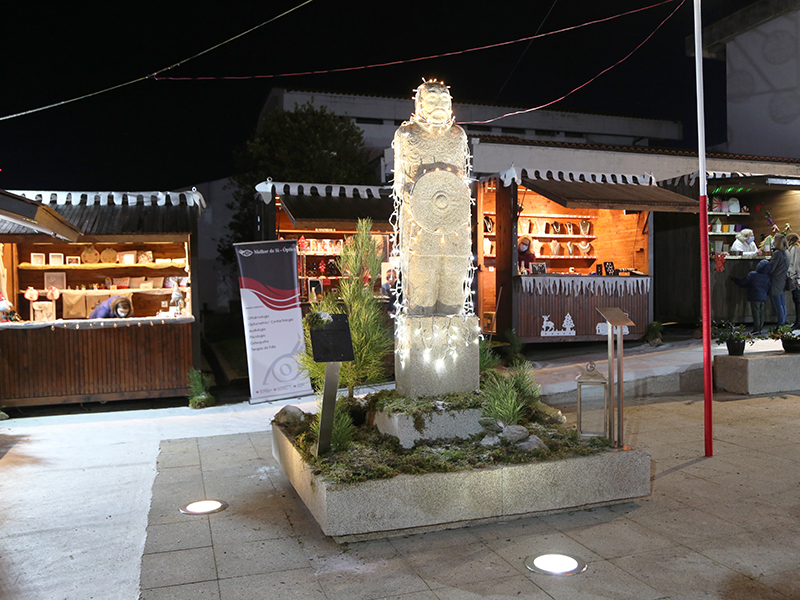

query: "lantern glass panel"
xmin=578 ymin=382 xmax=606 ymax=438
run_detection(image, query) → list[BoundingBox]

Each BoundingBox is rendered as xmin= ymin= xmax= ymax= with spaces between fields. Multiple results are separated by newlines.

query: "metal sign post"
xmin=596 ymin=307 xmax=635 ymax=447
xmin=308 ymin=314 xmax=355 ymax=456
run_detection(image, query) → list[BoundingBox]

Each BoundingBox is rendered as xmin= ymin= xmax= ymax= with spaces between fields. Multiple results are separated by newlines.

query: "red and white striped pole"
xmin=693 ymin=0 xmax=713 ymax=457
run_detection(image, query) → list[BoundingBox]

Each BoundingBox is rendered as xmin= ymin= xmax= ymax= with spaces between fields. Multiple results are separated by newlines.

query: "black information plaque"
xmin=309 ymin=314 xmax=355 ymax=363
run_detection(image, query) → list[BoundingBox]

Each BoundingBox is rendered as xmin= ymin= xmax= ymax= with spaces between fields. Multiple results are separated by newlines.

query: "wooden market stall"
xmin=256 ymin=181 xmax=394 ymax=305
xmin=655 ymin=172 xmax=800 ymax=325
xmin=476 ymin=167 xmax=698 ymax=342
xmin=0 ymin=189 xmax=204 ymax=407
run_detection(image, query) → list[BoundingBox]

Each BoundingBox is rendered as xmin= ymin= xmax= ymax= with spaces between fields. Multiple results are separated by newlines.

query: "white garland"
xmin=520 ymin=276 xmax=650 ymax=296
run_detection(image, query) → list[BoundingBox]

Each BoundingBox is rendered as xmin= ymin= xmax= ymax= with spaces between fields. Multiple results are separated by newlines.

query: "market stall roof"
xmin=497 ymin=166 xmax=699 ymax=213
xmin=256 ymin=181 xmax=393 ymax=228
xmin=0 ymin=189 xmax=205 ymax=238
xmin=659 ymin=171 xmax=800 ymax=197
xmin=0 ymin=189 xmax=83 ymax=241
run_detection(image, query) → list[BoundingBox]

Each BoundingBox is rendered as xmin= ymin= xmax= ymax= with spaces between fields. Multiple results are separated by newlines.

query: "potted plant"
xmin=711 ymin=320 xmax=754 ymax=356
xmin=769 ymin=325 xmax=800 ymax=353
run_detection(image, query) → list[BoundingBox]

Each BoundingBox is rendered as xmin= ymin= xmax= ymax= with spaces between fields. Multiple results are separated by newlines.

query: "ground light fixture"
xmin=179 ymin=500 xmax=229 ymax=515
xmin=525 ymin=553 xmax=587 ymax=576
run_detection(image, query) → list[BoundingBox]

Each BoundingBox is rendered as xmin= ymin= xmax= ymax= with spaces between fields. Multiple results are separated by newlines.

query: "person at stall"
xmin=518 ymin=236 xmax=536 ymax=273
xmin=769 ymin=233 xmax=789 ymax=327
xmin=381 ymin=268 xmax=398 ymax=312
xmin=731 ymin=229 xmax=762 ymax=257
xmin=787 ymin=232 xmax=800 ymax=329
xmin=731 ymin=259 xmax=771 ymax=334
xmin=89 ymin=295 xmax=134 ymax=319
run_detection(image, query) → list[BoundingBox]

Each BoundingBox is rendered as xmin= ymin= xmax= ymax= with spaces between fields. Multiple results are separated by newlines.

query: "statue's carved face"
xmin=415 ymin=84 xmax=452 ymax=124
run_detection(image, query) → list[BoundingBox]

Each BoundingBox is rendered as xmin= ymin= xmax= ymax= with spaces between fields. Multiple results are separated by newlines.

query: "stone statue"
xmin=391 ymin=80 xmax=479 ymax=398
xmin=393 ymin=79 xmax=472 ymax=316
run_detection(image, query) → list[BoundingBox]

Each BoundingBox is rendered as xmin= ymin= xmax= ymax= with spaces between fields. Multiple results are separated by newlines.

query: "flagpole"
xmin=693 ymin=0 xmax=713 ymax=457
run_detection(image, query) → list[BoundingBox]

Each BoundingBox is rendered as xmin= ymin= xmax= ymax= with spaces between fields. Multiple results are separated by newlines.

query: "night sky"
xmin=1 ymin=0 xmax=753 ymax=192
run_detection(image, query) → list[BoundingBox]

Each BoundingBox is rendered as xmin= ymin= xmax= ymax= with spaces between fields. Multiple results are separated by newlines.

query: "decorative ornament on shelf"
xmin=565 ymin=222 xmax=574 ymax=235
xmin=566 ymin=241 xmax=575 ymax=255
xmin=579 ymin=220 xmax=591 ymax=235
xmin=81 ymin=245 xmax=100 ymax=264
xmin=714 ymin=253 xmax=727 ymax=272
xmin=24 ymin=287 xmax=39 ymax=302
xmin=551 ymin=221 xmax=561 ymax=234
xmin=549 ymin=240 xmax=561 ymax=255
xmin=577 ymin=241 xmax=592 ymax=254
xmin=46 ymin=286 xmax=60 ymax=301
xmin=765 ymin=211 xmax=780 ymax=233
xmin=531 ymin=239 xmax=544 ymax=255
xmin=0 ymin=293 xmax=20 ymax=322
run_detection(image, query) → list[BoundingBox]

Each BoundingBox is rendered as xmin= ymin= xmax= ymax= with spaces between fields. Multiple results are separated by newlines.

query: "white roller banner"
xmin=235 ymin=240 xmax=312 ymax=403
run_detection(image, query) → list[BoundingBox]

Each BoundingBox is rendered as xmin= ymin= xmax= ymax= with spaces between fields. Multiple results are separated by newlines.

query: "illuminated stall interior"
xmin=476 ymin=169 xmax=698 ymax=342
xmin=257 ymin=181 xmax=394 ymax=304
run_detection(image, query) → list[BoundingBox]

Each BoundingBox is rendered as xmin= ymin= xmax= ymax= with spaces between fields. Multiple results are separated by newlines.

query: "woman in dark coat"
xmin=769 ymin=233 xmax=788 ymax=327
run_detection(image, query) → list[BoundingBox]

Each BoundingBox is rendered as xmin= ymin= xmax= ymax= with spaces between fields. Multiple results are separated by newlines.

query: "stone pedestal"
xmin=395 ymin=314 xmax=480 ymax=398
xmin=374 ymin=408 xmax=483 ymax=449
xmin=715 ymin=350 xmax=800 ymax=394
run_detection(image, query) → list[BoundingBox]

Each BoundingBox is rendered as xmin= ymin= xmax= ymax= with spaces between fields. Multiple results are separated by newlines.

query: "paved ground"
xmin=2 ymin=337 xmax=800 ymax=599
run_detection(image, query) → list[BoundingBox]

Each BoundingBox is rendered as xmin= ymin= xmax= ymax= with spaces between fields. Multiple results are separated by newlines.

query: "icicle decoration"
xmin=520 ymin=276 xmax=650 ymax=296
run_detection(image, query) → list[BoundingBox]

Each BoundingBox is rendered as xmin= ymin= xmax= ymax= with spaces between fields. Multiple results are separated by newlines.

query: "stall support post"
xmin=597 ymin=307 xmax=635 ymax=448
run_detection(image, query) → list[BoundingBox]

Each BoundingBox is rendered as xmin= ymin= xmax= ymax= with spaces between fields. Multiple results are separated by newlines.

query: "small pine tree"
xmin=298 ymin=219 xmax=394 ymax=397
xmin=187 ymin=368 xmax=215 ymax=409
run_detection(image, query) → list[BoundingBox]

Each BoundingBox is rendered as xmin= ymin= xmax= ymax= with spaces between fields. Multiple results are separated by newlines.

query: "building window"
xmin=356 ymin=117 xmax=384 ymax=125
xmin=535 ymin=129 xmax=557 ymax=137
xmin=565 ymin=131 xmax=584 ymax=139
xmin=466 ymin=125 xmax=492 ymax=132
xmin=501 ymin=127 xmax=526 ymax=135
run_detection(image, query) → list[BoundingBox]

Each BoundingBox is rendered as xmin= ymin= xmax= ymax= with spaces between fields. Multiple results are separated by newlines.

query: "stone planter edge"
xmin=272 ymin=423 xmax=651 ymax=540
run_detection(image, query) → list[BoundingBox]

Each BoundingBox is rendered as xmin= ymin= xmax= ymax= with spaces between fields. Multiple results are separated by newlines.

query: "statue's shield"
xmin=409 ymin=170 xmax=471 ymax=234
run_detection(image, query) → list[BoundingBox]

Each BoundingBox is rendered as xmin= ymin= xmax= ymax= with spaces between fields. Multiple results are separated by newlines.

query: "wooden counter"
xmin=512 ymin=275 xmax=649 ymax=342
xmin=0 ymin=317 xmax=193 ymax=407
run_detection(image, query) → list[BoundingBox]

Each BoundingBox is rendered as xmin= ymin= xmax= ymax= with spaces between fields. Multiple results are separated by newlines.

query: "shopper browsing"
xmin=731 ymin=259 xmax=771 ymax=334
